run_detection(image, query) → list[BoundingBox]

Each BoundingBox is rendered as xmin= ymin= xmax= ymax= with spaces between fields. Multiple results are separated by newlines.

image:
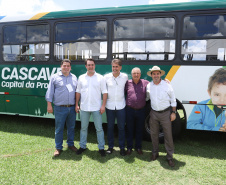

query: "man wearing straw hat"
xmin=146 ymin=66 xmax=177 ymax=167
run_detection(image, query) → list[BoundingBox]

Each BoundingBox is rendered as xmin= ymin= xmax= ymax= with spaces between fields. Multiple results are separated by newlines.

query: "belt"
xmin=127 ymin=105 xmax=144 ymax=110
xmin=153 ymin=107 xmax=170 ymax=113
xmin=60 ymin=104 xmax=75 ymax=107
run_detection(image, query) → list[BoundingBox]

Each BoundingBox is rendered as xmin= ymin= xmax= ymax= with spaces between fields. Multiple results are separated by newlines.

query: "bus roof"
xmin=1 ymin=0 xmax=226 ymax=22
xmin=38 ymin=0 xmax=226 ymax=20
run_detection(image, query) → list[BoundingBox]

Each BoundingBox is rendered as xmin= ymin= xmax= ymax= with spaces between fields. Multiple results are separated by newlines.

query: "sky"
xmin=0 ymin=0 xmax=209 ymax=17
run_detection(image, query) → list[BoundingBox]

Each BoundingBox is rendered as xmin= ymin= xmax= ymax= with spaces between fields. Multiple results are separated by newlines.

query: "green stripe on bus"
xmin=39 ymin=1 xmax=226 ymax=20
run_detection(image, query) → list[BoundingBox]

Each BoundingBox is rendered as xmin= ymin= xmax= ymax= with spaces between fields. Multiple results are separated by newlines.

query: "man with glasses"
xmin=125 ymin=67 xmax=149 ymax=155
xmin=104 ymin=59 xmax=128 ymax=156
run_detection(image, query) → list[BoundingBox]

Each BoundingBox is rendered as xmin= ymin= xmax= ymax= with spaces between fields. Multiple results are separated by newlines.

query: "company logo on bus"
xmin=1 ymin=67 xmax=61 ymax=89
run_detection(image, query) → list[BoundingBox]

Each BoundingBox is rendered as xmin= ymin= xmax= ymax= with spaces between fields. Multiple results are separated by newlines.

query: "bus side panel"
xmin=170 ymin=65 xmax=226 ymax=132
xmin=0 ymin=95 xmax=6 ymax=112
xmin=27 ymin=96 xmax=48 ymax=117
xmin=5 ymin=95 xmax=28 ymax=114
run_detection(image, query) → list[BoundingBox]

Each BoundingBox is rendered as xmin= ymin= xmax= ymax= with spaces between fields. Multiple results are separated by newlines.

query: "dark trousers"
xmin=149 ymin=109 xmax=174 ymax=160
xmin=106 ymin=108 xmax=126 ymax=149
xmin=126 ymin=106 xmax=145 ymax=150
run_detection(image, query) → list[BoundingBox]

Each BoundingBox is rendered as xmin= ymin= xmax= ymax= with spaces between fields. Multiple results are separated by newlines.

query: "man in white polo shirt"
xmin=75 ymin=58 xmax=108 ymax=157
xmin=104 ymin=59 xmax=128 ymax=156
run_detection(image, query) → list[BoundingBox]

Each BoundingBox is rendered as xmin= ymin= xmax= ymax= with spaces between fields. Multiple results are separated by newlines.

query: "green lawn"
xmin=0 ymin=115 xmax=225 ymax=185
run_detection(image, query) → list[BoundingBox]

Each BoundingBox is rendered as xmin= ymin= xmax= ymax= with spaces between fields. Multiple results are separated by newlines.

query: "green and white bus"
xmin=0 ymin=0 xmax=226 ymax=138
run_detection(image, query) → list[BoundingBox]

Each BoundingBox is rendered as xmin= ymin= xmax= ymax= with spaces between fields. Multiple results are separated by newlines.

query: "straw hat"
xmin=147 ymin=66 xmax=165 ymax=77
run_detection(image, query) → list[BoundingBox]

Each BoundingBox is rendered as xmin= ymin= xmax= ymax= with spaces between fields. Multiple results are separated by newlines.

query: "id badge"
xmin=66 ymin=84 xmax=73 ymax=92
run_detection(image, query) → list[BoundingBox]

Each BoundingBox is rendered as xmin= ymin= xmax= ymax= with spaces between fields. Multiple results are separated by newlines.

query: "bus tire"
xmin=172 ymin=112 xmax=182 ymax=138
xmin=143 ymin=112 xmax=165 ymax=143
xmin=143 ymin=103 xmax=182 ymax=143
xmin=143 ymin=102 xmax=165 ymax=143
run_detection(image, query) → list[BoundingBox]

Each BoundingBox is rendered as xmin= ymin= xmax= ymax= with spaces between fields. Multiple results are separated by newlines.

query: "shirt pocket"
xmin=55 ymin=78 xmax=64 ymax=88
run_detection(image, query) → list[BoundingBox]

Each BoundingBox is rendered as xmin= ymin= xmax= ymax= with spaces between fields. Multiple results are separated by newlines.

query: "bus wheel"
xmin=143 ymin=113 xmax=165 ymax=143
xmin=144 ymin=113 xmax=151 ymax=141
xmin=143 ymin=108 xmax=182 ymax=143
xmin=172 ymin=112 xmax=182 ymax=138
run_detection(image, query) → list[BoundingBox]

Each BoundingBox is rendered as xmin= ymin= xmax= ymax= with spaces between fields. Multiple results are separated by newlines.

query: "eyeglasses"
xmin=132 ymin=73 xmax=141 ymax=75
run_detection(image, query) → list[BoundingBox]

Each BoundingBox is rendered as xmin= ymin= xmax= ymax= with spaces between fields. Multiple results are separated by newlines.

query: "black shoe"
xmin=126 ymin=149 xmax=132 ymax=155
xmin=99 ymin=149 xmax=106 ymax=157
xmin=120 ymin=149 xmax=126 ymax=156
xmin=106 ymin=148 xmax=113 ymax=154
xmin=76 ymin=147 xmax=86 ymax=155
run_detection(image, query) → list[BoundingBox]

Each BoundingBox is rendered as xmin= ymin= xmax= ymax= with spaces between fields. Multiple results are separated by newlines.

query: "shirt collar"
xmin=85 ymin=71 xmax=96 ymax=77
xmin=59 ymin=71 xmax=71 ymax=77
xmin=132 ymin=79 xmax=141 ymax=85
xmin=151 ymin=79 xmax=162 ymax=85
xmin=207 ymin=99 xmax=214 ymax=111
xmin=111 ymin=72 xmax=121 ymax=79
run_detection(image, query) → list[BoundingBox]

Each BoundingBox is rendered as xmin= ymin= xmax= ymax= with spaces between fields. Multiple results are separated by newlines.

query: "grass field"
xmin=0 ymin=114 xmax=226 ymax=185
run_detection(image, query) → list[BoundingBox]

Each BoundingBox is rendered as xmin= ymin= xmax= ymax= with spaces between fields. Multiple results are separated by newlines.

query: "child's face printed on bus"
xmin=208 ymin=82 xmax=226 ymax=108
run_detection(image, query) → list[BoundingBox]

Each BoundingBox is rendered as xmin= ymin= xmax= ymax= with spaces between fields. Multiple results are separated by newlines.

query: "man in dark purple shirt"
xmin=125 ymin=67 xmax=149 ymax=155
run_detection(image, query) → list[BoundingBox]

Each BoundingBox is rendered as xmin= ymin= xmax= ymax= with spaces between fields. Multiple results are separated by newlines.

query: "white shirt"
xmin=104 ymin=72 xmax=128 ymax=110
xmin=76 ymin=72 xmax=107 ymax=111
xmin=146 ymin=80 xmax=177 ymax=111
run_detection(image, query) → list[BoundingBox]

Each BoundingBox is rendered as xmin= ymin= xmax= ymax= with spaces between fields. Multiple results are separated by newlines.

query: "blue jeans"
xmin=54 ymin=105 xmax=76 ymax=150
xmin=79 ymin=110 xmax=105 ymax=150
xmin=126 ymin=106 xmax=145 ymax=150
xmin=106 ymin=108 xmax=126 ymax=149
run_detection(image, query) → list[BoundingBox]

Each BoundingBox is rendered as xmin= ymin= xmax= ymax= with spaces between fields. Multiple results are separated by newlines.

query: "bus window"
xmin=114 ymin=18 xmax=175 ymax=39
xmin=27 ymin=24 xmax=49 ymax=42
xmin=3 ymin=44 xmax=49 ymax=62
xmin=113 ymin=17 xmax=175 ymax=61
xmin=113 ymin=40 xmax=175 ymax=60
xmin=54 ymin=42 xmax=107 ymax=61
xmin=4 ymin=25 xmax=26 ymax=44
xmin=3 ymin=24 xmax=50 ymax=62
xmin=55 ymin=20 xmax=107 ymax=61
xmin=56 ymin=22 xmax=80 ymax=41
xmin=182 ymin=14 xmax=226 ymax=61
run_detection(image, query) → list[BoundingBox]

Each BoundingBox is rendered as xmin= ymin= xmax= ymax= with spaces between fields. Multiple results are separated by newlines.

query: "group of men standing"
xmin=45 ymin=58 xmax=177 ymax=167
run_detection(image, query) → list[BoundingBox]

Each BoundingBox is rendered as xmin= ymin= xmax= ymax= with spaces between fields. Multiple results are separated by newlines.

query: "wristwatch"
xmin=171 ymin=111 xmax=177 ymax=114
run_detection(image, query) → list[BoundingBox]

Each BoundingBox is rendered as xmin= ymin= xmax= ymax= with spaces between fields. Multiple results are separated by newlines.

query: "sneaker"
xmin=120 ymin=149 xmax=126 ymax=156
xmin=106 ymin=148 xmax=113 ymax=154
xmin=76 ymin=147 xmax=86 ymax=155
xmin=99 ymin=149 xmax=106 ymax=157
